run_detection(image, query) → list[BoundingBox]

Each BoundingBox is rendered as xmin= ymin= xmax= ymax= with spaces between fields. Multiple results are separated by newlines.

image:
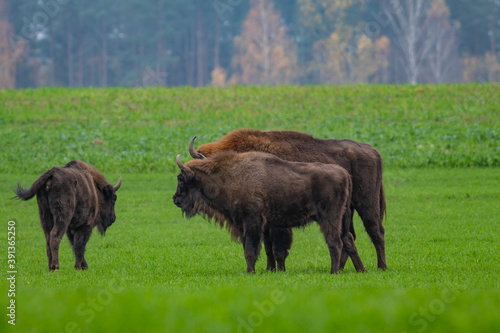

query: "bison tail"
xmin=13 ymin=172 xmax=53 ymax=201
xmin=380 ymin=183 xmax=387 ymax=221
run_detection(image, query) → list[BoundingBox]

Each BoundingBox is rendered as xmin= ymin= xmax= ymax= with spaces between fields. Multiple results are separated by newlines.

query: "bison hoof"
xmin=74 ymin=265 xmax=88 ymax=270
xmin=277 ymin=263 xmax=286 ymax=271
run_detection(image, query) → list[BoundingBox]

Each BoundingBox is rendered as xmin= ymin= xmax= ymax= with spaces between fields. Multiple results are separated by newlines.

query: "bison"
xmin=14 ymin=160 xmax=122 ymax=271
xmin=173 ymin=151 xmax=366 ymax=274
xmin=190 ymin=129 xmax=387 ymax=270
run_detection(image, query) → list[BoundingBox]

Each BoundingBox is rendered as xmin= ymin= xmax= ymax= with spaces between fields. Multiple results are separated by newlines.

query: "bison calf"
xmin=14 ymin=160 xmax=121 ymax=271
xmin=173 ymin=151 xmax=365 ymax=274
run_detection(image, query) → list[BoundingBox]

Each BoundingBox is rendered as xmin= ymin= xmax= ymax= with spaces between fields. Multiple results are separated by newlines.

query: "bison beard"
xmin=14 ymin=160 xmax=121 ymax=271
xmin=193 ymin=130 xmax=387 ymax=270
xmin=173 ymin=151 xmax=366 ymax=274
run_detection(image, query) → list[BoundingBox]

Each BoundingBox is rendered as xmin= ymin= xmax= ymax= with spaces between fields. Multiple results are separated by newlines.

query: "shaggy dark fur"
xmin=14 ymin=160 xmax=121 ymax=271
xmin=173 ymin=151 xmax=366 ymax=274
xmin=193 ymin=129 xmax=387 ymax=270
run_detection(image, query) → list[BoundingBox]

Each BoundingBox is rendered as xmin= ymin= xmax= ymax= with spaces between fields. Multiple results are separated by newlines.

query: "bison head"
xmin=97 ymin=175 xmax=122 ymax=234
xmin=173 ymin=155 xmax=200 ymax=218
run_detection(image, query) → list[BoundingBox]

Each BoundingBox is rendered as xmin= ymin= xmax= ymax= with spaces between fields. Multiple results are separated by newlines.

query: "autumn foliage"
xmin=0 ymin=19 xmax=25 ymax=89
xmin=229 ymin=0 xmax=298 ymax=85
xmin=311 ymin=32 xmax=390 ymax=84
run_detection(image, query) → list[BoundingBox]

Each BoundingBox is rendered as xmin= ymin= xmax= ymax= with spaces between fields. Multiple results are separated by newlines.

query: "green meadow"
xmin=0 ymin=84 xmax=499 ymax=332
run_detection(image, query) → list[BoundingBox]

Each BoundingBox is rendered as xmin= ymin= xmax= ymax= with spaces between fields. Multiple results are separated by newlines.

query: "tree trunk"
xmin=67 ymin=21 xmax=73 ymax=87
xmin=78 ymin=25 xmax=83 ymax=87
xmin=49 ymin=20 xmax=55 ymax=85
xmin=196 ymin=8 xmax=204 ymax=86
xmin=491 ymin=1 xmax=497 ymax=55
xmin=214 ymin=14 xmax=220 ymax=68
xmin=101 ymin=20 xmax=108 ymax=87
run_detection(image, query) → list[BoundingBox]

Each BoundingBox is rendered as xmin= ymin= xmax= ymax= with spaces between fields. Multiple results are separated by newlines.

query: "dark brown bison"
xmin=14 ymin=160 xmax=122 ymax=271
xmin=173 ymin=151 xmax=366 ymax=274
xmin=191 ymin=129 xmax=387 ymax=270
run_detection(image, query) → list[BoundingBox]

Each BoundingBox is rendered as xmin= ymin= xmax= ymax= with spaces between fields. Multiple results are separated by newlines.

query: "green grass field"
xmin=1 ymin=84 xmax=499 ymax=332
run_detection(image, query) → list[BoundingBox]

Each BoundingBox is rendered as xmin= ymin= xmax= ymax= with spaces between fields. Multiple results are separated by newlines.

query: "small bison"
xmin=191 ymin=129 xmax=387 ymax=270
xmin=14 ymin=160 xmax=122 ymax=271
xmin=173 ymin=151 xmax=365 ymax=274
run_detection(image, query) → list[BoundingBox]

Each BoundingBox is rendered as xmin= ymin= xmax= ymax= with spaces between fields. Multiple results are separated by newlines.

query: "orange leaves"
xmin=230 ymin=0 xmax=298 ymax=85
xmin=211 ymin=66 xmax=227 ymax=87
xmin=312 ymin=31 xmax=390 ymax=84
xmin=0 ymin=19 xmax=26 ymax=89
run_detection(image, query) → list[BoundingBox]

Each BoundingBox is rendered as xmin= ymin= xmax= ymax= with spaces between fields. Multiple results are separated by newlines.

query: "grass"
xmin=0 ymin=84 xmax=499 ymax=174
xmin=0 ymin=84 xmax=499 ymax=332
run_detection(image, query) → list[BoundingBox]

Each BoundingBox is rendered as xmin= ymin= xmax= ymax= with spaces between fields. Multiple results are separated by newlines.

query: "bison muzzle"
xmin=14 ymin=160 xmax=121 ymax=271
xmin=173 ymin=151 xmax=365 ymax=274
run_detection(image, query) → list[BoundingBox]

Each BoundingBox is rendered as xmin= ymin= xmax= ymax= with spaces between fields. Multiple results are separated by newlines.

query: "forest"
xmin=1 ymin=0 xmax=499 ymax=88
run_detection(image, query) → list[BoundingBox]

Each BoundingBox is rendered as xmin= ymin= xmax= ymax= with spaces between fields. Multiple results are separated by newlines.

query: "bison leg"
xmin=263 ymin=228 xmax=276 ymax=271
xmin=341 ymin=232 xmax=366 ymax=272
xmin=67 ymin=227 xmax=92 ymax=270
xmin=38 ymin=199 xmax=54 ymax=270
xmin=272 ymin=229 xmax=293 ymax=272
xmin=73 ymin=227 xmax=92 ymax=270
xmin=339 ymin=248 xmax=349 ymax=271
xmin=318 ymin=213 xmax=343 ymax=274
xmin=339 ymin=206 xmax=354 ymax=270
xmin=357 ymin=207 xmax=386 ymax=270
xmin=44 ymin=231 xmax=53 ymax=271
xmin=48 ymin=221 xmax=67 ymax=271
xmin=243 ymin=227 xmax=262 ymax=274
xmin=339 ymin=205 xmax=362 ymax=271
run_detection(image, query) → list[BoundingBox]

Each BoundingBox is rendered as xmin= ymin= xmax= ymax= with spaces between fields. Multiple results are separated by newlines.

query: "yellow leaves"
xmin=427 ymin=0 xmax=450 ymax=19
xmin=230 ymin=0 xmax=298 ymax=85
xmin=463 ymin=53 xmax=500 ymax=82
xmin=210 ymin=66 xmax=227 ymax=87
xmin=0 ymin=19 xmax=26 ymax=89
xmin=312 ymin=31 xmax=390 ymax=84
xmin=357 ymin=34 xmax=372 ymax=53
xmin=298 ymin=0 xmax=365 ymax=35
xmin=376 ymin=36 xmax=391 ymax=55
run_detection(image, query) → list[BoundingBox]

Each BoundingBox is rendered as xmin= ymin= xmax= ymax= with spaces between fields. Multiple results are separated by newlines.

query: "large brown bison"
xmin=190 ymin=129 xmax=387 ymax=270
xmin=14 ymin=160 xmax=122 ymax=271
xmin=173 ymin=151 xmax=366 ymax=274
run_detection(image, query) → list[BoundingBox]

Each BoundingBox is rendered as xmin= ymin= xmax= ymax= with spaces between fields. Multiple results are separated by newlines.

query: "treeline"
xmin=0 ymin=0 xmax=499 ymax=89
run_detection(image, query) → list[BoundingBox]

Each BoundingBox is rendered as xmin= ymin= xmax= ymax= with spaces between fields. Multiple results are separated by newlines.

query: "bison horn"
xmin=114 ymin=175 xmax=122 ymax=191
xmin=176 ymin=154 xmax=185 ymax=170
xmin=189 ymin=136 xmax=206 ymax=159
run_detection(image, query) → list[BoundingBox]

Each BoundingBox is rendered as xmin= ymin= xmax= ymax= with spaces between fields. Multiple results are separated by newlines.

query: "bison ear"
xmin=103 ymin=184 xmax=114 ymax=199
